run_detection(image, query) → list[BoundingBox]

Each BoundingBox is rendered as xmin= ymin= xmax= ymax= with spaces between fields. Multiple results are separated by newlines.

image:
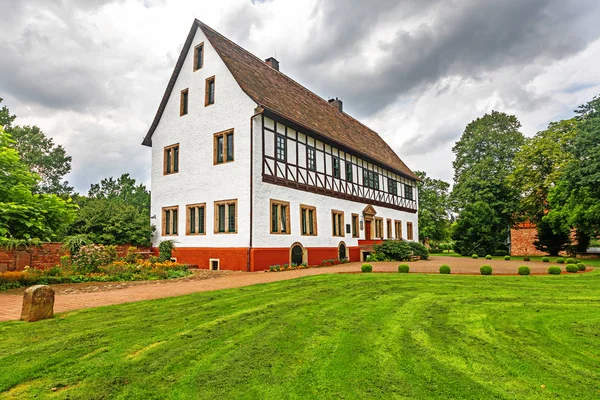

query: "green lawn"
xmin=1 ymin=272 xmax=600 ymax=399
xmin=431 ymin=252 xmax=600 ymax=267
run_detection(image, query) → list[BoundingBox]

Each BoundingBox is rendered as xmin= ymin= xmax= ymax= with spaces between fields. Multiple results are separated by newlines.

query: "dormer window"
xmin=388 ymin=178 xmax=397 ymax=195
xmin=205 ymin=76 xmax=215 ymax=106
xmin=180 ymin=89 xmax=188 ymax=116
xmin=193 ymin=43 xmax=204 ymax=71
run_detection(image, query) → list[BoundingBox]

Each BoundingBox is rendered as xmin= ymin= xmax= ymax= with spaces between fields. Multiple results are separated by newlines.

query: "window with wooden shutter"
xmin=162 ymin=206 xmax=179 ymax=236
xmin=214 ymin=199 xmax=237 ymax=233
xmin=214 ymin=129 xmax=234 ymax=164
xmin=163 ymin=144 xmax=179 ymax=175
xmin=331 ymin=210 xmax=344 ymax=237
xmin=186 ymin=203 xmax=206 ymax=235
xmin=270 ymin=199 xmax=290 ymax=234
xmin=300 ymin=205 xmax=317 ymax=236
xmin=351 ymin=213 xmax=359 ymax=238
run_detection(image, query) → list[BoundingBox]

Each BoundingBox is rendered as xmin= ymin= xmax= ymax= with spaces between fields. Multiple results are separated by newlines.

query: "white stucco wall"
xmin=150 ymin=27 xmax=257 ymax=248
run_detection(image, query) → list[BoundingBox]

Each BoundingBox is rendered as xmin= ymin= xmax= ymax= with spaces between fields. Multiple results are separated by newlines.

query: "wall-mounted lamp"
xmin=150 ymin=215 xmax=157 ymax=220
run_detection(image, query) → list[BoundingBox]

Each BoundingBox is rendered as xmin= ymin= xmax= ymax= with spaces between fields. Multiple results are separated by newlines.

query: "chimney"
xmin=265 ymin=57 xmax=279 ymax=71
xmin=328 ymin=97 xmax=343 ymax=112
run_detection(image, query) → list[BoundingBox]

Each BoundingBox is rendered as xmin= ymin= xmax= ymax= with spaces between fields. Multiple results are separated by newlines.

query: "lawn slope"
xmin=1 ymin=272 xmax=600 ymax=399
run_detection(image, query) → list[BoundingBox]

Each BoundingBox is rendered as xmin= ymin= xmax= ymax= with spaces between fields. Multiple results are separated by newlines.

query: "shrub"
xmin=565 ymin=264 xmax=578 ymax=273
xmin=518 ymin=266 xmax=531 ymax=276
xmin=366 ymin=252 xmax=387 ymax=262
xmin=73 ymin=244 xmax=117 ymax=274
xmin=158 ymin=240 xmax=175 ymax=262
xmin=60 ymin=255 xmax=71 ymax=268
xmin=62 ymin=234 xmax=92 ymax=256
xmin=124 ymin=247 xmax=141 ymax=263
xmin=407 ymin=242 xmax=429 ymax=260
xmin=472 ymin=254 xmax=478 ymax=259
xmin=556 ymin=258 xmax=565 ymax=264
xmin=372 ymin=241 xmax=413 ymax=261
xmin=480 ymin=265 xmax=492 ymax=275
xmin=523 ymin=256 xmax=530 ymax=262
xmin=45 ymin=266 xmax=62 ymax=277
xmin=542 ymin=257 xmax=550 ymax=262
xmin=577 ymin=263 xmax=586 ymax=271
xmin=398 ymin=264 xmax=409 ymax=273
xmin=493 ymin=250 xmax=508 ymax=257
xmin=361 ymin=264 xmax=373 ymax=273
xmin=485 ymin=255 xmax=492 ymax=260
xmin=566 ymin=258 xmax=576 ymax=264
xmin=504 ymin=255 xmax=511 ymax=261
xmin=548 ymin=266 xmax=561 ymax=275
xmin=439 ymin=265 xmax=451 ymax=274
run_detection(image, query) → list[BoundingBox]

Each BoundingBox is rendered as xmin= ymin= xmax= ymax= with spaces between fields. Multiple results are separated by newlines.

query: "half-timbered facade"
xmin=143 ymin=20 xmax=419 ymax=271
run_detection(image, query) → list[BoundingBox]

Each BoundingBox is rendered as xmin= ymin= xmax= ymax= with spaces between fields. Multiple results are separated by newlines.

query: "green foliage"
xmin=504 ymin=255 xmax=511 ymax=261
xmin=361 ymin=264 xmax=372 ymax=273
xmin=88 ymin=173 xmax=150 ymax=214
xmin=518 ymin=266 xmax=531 ymax=276
xmin=565 ymin=264 xmax=578 ymax=273
xmin=73 ymin=244 xmax=118 ymax=274
xmin=556 ymin=258 xmax=565 ymax=264
xmin=62 ymin=234 xmax=92 ymax=256
xmin=439 ymin=265 xmax=451 ymax=274
xmin=576 ymin=263 xmax=586 ymax=271
xmin=566 ymin=258 xmax=576 ymax=264
xmin=414 ymin=171 xmax=451 ymax=243
xmin=472 ymin=254 xmax=478 ymax=259
xmin=548 ymin=266 xmax=561 ymax=275
xmin=485 ymin=255 xmax=492 ymax=260
xmin=407 ymin=241 xmax=429 ymax=260
xmin=372 ymin=240 xmax=413 ymax=261
xmin=398 ymin=264 xmax=409 ymax=273
xmin=452 ymin=202 xmax=506 ymax=257
xmin=523 ymin=257 xmax=530 ymax=262
xmin=542 ymin=257 xmax=550 ymax=262
xmin=480 ymin=265 xmax=493 ymax=275
xmin=159 ymin=240 xmax=175 ymax=262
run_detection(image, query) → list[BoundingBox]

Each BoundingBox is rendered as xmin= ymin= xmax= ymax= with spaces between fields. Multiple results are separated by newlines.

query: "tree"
xmin=88 ymin=173 xmax=150 ymax=213
xmin=415 ymin=171 xmax=451 ymax=244
xmin=0 ymin=126 xmax=76 ymax=242
xmin=451 ymin=111 xmax=525 ymax=229
xmin=0 ymin=98 xmax=73 ymax=196
xmin=451 ymin=201 xmax=506 ymax=257
xmin=533 ymin=216 xmax=571 ymax=256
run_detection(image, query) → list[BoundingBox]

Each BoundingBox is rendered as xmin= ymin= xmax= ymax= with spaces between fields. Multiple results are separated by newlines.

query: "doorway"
xmin=365 ymin=221 xmax=372 ymax=240
xmin=291 ymin=245 xmax=304 ymax=265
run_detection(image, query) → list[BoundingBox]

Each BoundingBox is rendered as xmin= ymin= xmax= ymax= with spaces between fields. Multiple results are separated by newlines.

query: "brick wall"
xmin=510 ymin=228 xmax=547 ymax=256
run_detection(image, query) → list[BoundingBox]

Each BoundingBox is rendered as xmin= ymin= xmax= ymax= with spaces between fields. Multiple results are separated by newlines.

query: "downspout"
xmin=247 ymin=106 xmax=264 ymax=272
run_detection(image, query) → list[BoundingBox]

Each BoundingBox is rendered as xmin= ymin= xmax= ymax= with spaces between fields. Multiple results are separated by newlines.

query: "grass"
xmin=1 ymin=273 xmax=600 ymax=399
xmin=430 ymin=252 xmax=600 ymax=267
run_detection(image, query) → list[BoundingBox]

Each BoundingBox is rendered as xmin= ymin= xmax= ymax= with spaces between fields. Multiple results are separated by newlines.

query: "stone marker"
xmin=21 ymin=285 xmax=55 ymax=322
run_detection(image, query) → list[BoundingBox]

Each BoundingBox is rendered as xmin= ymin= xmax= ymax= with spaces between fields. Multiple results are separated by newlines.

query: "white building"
xmin=143 ymin=20 xmax=419 ymax=271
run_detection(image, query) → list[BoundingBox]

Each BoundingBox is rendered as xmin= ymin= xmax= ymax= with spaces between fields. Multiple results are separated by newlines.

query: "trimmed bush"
xmin=372 ymin=241 xmax=413 ymax=261
xmin=480 ymin=265 xmax=492 ymax=275
xmin=504 ymin=255 xmax=511 ymax=261
xmin=577 ymin=263 xmax=586 ymax=271
xmin=542 ymin=257 xmax=550 ymax=263
xmin=361 ymin=264 xmax=373 ymax=273
xmin=398 ymin=264 xmax=410 ymax=273
xmin=523 ymin=256 xmax=530 ymax=262
xmin=556 ymin=258 xmax=565 ymax=264
xmin=439 ymin=265 xmax=451 ymax=274
xmin=518 ymin=266 xmax=531 ymax=276
xmin=472 ymin=254 xmax=478 ymax=259
xmin=565 ymin=264 xmax=578 ymax=273
xmin=485 ymin=255 xmax=492 ymax=260
xmin=407 ymin=242 xmax=430 ymax=260
xmin=548 ymin=266 xmax=561 ymax=275
xmin=566 ymin=258 xmax=576 ymax=264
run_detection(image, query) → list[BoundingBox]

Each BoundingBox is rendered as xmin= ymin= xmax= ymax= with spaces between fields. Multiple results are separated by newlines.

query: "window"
xmin=388 ymin=178 xmax=397 ymax=195
xmin=186 ymin=203 xmax=206 ymax=235
xmin=331 ymin=210 xmax=344 ymax=237
xmin=351 ymin=213 xmax=359 ymax=238
xmin=205 ymin=76 xmax=215 ymax=106
xmin=374 ymin=217 xmax=384 ymax=239
xmin=270 ymin=199 xmax=290 ymax=234
xmin=214 ymin=199 xmax=237 ymax=233
xmin=193 ymin=43 xmax=204 ymax=71
xmin=387 ymin=219 xmax=392 ymax=239
xmin=395 ymin=220 xmax=402 ymax=239
xmin=363 ymin=169 xmax=379 ymax=190
xmin=346 ymin=162 xmax=353 ymax=182
xmin=405 ymin=184 xmax=414 ymax=200
xmin=307 ymin=146 xmax=316 ymax=171
xmin=276 ymin=134 xmax=286 ymax=162
xmin=180 ymin=89 xmax=188 ymax=116
xmin=162 ymin=206 xmax=178 ymax=236
xmin=332 ymin=157 xmax=340 ymax=178
xmin=407 ymin=222 xmax=414 ymax=240
xmin=214 ymin=129 xmax=234 ymax=164
xmin=300 ymin=205 xmax=317 ymax=236
xmin=163 ymin=144 xmax=179 ymax=175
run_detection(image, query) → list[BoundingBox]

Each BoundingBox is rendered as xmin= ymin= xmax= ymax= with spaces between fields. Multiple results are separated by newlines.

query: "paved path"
xmin=0 ymin=257 xmax=590 ymax=322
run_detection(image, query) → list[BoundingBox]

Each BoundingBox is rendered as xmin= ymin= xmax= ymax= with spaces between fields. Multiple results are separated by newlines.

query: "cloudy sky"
xmin=2 ymin=0 xmax=600 ymax=193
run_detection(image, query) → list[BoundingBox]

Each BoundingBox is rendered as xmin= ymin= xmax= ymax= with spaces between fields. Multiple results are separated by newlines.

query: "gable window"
xmin=387 ymin=219 xmax=392 ymax=239
xmin=205 ymin=76 xmax=215 ymax=106
xmin=388 ymin=178 xmax=397 ymax=195
xmin=193 ymin=43 xmax=204 ymax=71
xmin=332 ymin=157 xmax=340 ymax=178
xmin=407 ymin=222 xmax=414 ymax=240
xmin=186 ymin=203 xmax=206 ymax=235
xmin=307 ymin=146 xmax=316 ymax=171
xmin=363 ymin=169 xmax=379 ymax=190
xmin=351 ymin=213 xmax=359 ymax=238
xmin=395 ymin=220 xmax=402 ymax=239
xmin=214 ymin=199 xmax=237 ymax=233
xmin=300 ymin=205 xmax=317 ymax=236
xmin=180 ymin=89 xmax=188 ymax=116
xmin=331 ymin=210 xmax=344 ymax=237
xmin=276 ymin=134 xmax=286 ymax=162
xmin=270 ymin=199 xmax=290 ymax=234
xmin=346 ymin=162 xmax=353 ymax=182
xmin=163 ymin=144 xmax=179 ymax=175
xmin=405 ymin=184 xmax=414 ymax=200
xmin=214 ymin=129 xmax=234 ymax=164
xmin=162 ymin=206 xmax=178 ymax=236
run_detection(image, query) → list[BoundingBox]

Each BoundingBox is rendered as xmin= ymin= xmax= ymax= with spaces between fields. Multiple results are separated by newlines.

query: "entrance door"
xmin=291 ymin=245 xmax=304 ymax=265
xmin=338 ymin=243 xmax=346 ymax=260
xmin=365 ymin=221 xmax=372 ymax=240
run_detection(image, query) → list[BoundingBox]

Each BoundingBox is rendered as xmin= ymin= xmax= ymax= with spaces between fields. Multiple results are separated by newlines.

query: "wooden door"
xmin=365 ymin=221 xmax=372 ymax=240
xmin=16 ymin=251 xmax=32 ymax=270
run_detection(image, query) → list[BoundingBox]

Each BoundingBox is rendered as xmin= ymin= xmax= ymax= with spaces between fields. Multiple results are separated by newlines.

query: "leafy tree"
xmin=533 ymin=215 xmax=571 ymax=256
xmin=88 ymin=173 xmax=150 ymax=213
xmin=451 ymin=111 xmax=525 ymax=228
xmin=415 ymin=171 xmax=451 ymax=244
xmin=0 ymin=126 xmax=76 ymax=242
xmin=0 ymin=98 xmax=73 ymax=196
xmin=451 ymin=201 xmax=506 ymax=257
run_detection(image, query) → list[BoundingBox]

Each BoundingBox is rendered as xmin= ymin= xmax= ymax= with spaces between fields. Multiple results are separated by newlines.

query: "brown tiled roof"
xmin=143 ymin=20 xmax=418 ymax=181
